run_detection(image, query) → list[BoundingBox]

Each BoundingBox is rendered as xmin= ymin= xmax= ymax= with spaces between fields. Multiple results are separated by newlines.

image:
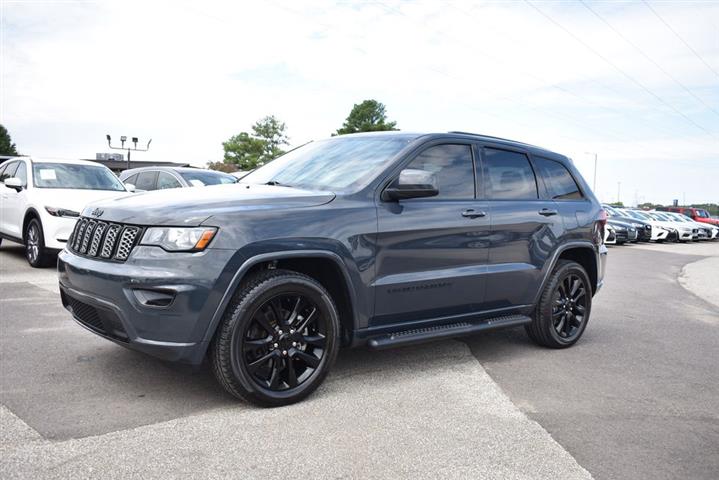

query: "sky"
xmin=1 ymin=0 xmax=718 ymax=206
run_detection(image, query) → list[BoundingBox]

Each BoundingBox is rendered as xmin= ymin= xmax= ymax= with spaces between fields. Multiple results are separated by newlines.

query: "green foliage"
xmin=206 ymin=161 xmax=239 ymax=173
xmin=0 ymin=124 xmax=19 ymax=156
xmin=690 ymin=203 xmax=719 ymax=216
xmin=607 ymin=201 xmax=624 ymax=207
xmin=335 ymin=100 xmax=398 ymax=135
xmin=221 ymin=116 xmax=289 ymax=170
xmin=638 ymin=202 xmax=660 ymax=210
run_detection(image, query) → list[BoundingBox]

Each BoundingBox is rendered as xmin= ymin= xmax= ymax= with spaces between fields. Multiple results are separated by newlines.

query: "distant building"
xmin=88 ymin=153 xmax=191 ymax=174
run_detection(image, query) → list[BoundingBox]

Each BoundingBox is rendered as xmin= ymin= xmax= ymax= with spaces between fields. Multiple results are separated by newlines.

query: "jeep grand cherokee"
xmin=58 ymin=132 xmax=607 ymax=406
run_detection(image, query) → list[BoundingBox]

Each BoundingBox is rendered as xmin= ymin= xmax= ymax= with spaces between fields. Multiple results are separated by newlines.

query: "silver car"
xmin=119 ymin=167 xmax=237 ymax=192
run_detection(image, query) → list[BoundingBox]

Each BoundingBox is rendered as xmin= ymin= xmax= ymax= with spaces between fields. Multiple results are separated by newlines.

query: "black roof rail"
xmin=447 ymin=131 xmax=536 ymax=147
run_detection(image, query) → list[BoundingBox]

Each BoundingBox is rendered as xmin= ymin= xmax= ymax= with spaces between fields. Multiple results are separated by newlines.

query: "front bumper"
xmin=58 ymin=246 xmax=236 ymax=364
xmin=596 ymin=243 xmax=608 ymax=293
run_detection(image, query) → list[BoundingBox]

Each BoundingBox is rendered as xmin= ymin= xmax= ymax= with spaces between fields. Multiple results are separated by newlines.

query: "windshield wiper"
xmin=264 ymin=180 xmax=293 ymax=187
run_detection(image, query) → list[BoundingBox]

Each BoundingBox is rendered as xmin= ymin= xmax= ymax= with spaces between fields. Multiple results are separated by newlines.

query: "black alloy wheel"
xmin=211 ymin=269 xmax=340 ymax=407
xmin=551 ymin=273 xmax=587 ymax=340
xmin=526 ymin=259 xmax=592 ymax=348
xmin=239 ymin=293 xmax=328 ymax=392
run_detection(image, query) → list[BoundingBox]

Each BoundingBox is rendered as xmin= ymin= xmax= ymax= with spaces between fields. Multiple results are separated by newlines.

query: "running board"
xmin=367 ymin=314 xmax=532 ymax=350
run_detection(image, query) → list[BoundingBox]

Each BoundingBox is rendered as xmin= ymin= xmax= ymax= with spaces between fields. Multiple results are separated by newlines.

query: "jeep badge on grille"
xmin=90 ymin=208 xmax=104 ymax=217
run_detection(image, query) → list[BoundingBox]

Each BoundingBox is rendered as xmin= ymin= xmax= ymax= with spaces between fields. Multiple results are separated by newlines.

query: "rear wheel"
xmin=25 ymin=218 xmax=54 ymax=268
xmin=211 ymin=269 xmax=340 ymax=407
xmin=526 ymin=260 xmax=592 ymax=348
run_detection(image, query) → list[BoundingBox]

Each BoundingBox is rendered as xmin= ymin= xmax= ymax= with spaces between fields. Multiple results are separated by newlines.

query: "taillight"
xmin=595 ymin=209 xmax=607 ymax=245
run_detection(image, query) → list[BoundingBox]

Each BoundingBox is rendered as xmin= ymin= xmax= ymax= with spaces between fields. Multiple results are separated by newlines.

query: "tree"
xmin=0 ymin=124 xmax=19 ymax=156
xmin=335 ymin=100 xmax=398 ymax=135
xmin=607 ymin=202 xmax=624 ymax=207
xmin=220 ymin=115 xmax=289 ymax=171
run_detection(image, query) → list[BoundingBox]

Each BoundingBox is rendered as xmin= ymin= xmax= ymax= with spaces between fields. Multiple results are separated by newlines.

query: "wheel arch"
xmin=201 ymin=250 xmax=359 ymax=350
xmin=533 ymin=242 xmax=599 ymax=305
xmin=22 ymin=207 xmax=42 ymax=241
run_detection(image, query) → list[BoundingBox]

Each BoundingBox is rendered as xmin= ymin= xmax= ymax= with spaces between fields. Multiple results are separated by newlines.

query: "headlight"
xmin=45 ymin=206 xmax=80 ymax=217
xmin=140 ymin=227 xmax=217 ymax=251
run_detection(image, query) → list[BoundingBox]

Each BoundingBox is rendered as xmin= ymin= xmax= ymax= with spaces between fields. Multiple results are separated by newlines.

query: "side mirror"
xmin=382 ymin=168 xmax=439 ymax=201
xmin=124 ymin=183 xmax=136 ymax=192
xmin=4 ymin=177 xmax=23 ymax=191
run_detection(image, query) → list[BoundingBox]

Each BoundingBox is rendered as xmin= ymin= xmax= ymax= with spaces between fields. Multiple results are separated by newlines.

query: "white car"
xmin=0 ymin=157 xmax=131 ymax=267
xmin=607 ymin=206 xmax=670 ymax=242
xmin=658 ymin=211 xmax=718 ymax=240
xmin=644 ymin=211 xmax=696 ymax=241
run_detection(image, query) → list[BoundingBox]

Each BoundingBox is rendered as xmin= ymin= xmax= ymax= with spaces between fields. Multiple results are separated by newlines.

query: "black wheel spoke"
xmin=302 ymin=334 xmax=326 ymax=348
xmin=244 ymin=336 xmax=272 ymax=350
xmin=294 ymin=350 xmax=320 ymax=369
xmin=294 ymin=307 xmax=317 ymax=333
xmin=248 ymin=351 xmax=275 ymax=373
xmin=268 ymin=299 xmax=286 ymax=327
xmin=268 ymin=359 xmax=281 ymax=389
xmin=254 ymin=311 xmax=275 ymax=335
xmin=286 ymin=356 xmax=298 ymax=387
xmin=287 ymin=296 xmax=303 ymax=326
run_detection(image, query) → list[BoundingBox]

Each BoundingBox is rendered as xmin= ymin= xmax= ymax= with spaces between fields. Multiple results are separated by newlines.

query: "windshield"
xmin=179 ymin=170 xmax=237 ymax=186
xmin=603 ymin=205 xmax=619 ymax=216
xmin=32 ymin=162 xmax=125 ymax=191
xmin=696 ymin=209 xmax=710 ymax=218
xmin=240 ymin=135 xmax=417 ymax=192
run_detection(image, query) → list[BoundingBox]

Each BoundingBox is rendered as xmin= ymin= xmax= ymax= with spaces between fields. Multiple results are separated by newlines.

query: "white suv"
xmin=0 ymin=158 xmax=130 ymax=267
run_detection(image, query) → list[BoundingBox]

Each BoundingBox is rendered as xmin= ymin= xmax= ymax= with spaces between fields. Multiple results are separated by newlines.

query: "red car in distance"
xmin=659 ymin=207 xmax=719 ymax=227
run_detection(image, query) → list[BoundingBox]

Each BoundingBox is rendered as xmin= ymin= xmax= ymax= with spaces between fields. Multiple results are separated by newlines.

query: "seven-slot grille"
xmin=69 ymin=217 xmax=142 ymax=261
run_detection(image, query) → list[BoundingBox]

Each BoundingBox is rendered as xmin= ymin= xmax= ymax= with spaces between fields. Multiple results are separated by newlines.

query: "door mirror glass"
xmin=4 ymin=177 xmax=22 ymax=191
xmin=382 ymin=169 xmax=439 ymax=201
xmin=124 ymin=183 xmax=136 ymax=192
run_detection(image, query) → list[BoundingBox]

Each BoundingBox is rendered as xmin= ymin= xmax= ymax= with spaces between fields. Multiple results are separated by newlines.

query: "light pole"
xmin=585 ymin=152 xmax=597 ymax=192
xmin=617 ymin=181 xmax=621 ymax=204
xmin=106 ymin=135 xmax=152 ymax=171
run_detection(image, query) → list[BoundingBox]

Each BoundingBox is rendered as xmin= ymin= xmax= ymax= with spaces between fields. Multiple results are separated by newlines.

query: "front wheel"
xmin=526 ymin=260 xmax=592 ymax=348
xmin=25 ymin=218 xmax=54 ymax=268
xmin=211 ymin=269 xmax=340 ymax=407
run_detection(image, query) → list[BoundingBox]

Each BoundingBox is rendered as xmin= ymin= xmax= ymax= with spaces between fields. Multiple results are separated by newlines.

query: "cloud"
xmin=1 ymin=0 xmax=717 ymax=204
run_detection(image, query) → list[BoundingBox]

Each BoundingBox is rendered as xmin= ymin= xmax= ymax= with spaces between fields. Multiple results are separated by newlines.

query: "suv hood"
xmin=33 ymin=188 xmax=130 ymax=214
xmin=80 ymin=184 xmax=336 ymax=225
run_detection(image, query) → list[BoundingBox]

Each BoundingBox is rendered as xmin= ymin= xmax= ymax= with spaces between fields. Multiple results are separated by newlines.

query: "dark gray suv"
xmin=58 ymin=132 xmax=607 ymax=406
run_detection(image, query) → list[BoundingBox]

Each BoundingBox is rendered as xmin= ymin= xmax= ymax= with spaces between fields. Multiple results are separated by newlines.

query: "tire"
xmin=210 ymin=269 xmax=340 ymax=407
xmin=24 ymin=218 xmax=54 ymax=268
xmin=526 ymin=260 xmax=592 ymax=349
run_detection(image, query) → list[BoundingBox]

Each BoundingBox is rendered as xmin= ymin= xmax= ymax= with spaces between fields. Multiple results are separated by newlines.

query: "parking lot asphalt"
xmin=1 ymin=240 xmax=717 ymax=479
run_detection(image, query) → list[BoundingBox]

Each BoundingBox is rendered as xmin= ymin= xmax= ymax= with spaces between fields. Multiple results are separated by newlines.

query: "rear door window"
xmin=134 ymin=171 xmax=158 ymax=191
xmin=534 ymin=156 xmax=583 ymax=200
xmin=483 ymin=148 xmax=537 ymax=200
xmin=157 ymin=171 xmax=182 ymax=190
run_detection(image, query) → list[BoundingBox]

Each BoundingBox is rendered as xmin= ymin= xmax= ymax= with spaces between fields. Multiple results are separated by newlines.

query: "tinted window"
xmin=484 ymin=149 xmax=537 ymax=199
xmin=179 ymin=170 xmax=236 ymax=187
xmin=157 ymin=171 xmax=182 ymax=190
xmin=405 ymin=144 xmax=474 ymax=199
xmin=134 ymin=171 xmax=158 ymax=191
xmin=32 ymin=163 xmax=125 ymax=191
xmin=14 ymin=161 xmax=27 ymax=186
xmin=123 ymin=173 xmax=138 ymax=186
xmin=534 ymin=156 xmax=583 ymax=200
xmin=0 ymin=161 xmax=17 ymax=182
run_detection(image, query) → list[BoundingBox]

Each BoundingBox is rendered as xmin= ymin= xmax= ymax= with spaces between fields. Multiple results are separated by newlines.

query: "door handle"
xmin=538 ymin=208 xmax=558 ymax=217
xmin=461 ymin=209 xmax=486 ymax=219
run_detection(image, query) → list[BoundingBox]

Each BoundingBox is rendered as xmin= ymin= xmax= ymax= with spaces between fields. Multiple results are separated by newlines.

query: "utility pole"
xmin=585 ymin=152 xmax=598 ymax=192
xmin=617 ymin=181 xmax=621 ymax=204
xmin=106 ymin=135 xmax=152 ymax=171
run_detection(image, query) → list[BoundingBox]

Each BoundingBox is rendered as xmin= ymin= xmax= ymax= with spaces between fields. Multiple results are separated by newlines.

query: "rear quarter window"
xmin=534 ymin=156 xmax=584 ymax=200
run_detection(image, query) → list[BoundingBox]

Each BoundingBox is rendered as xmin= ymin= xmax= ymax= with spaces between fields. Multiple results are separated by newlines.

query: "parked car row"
xmin=602 ymin=204 xmax=719 ymax=246
xmin=0 ymin=158 xmax=238 ymax=266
